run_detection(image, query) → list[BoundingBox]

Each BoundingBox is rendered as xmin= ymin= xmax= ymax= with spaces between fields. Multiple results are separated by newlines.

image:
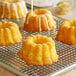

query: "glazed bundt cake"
xmin=17 ymin=35 xmax=58 ymax=66
xmin=56 ymin=20 xmax=76 ymax=45
xmin=24 ymin=9 xmax=56 ymax=32
xmin=0 ymin=21 xmax=22 ymax=46
xmin=0 ymin=0 xmax=27 ymax=20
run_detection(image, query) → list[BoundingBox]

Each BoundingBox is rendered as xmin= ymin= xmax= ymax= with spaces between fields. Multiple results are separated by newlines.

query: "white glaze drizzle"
xmin=27 ymin=0 xmax=55 ymax=33
xmin=39 ymin=16 xmax=42 ymax=33
xmin=47 ymin=14 xmax=56 ymax=28
xmin=42 ymin=15 xmax=50 ymax=30
xmin=21 ymin=1 xmax=28 ymax=13
xmin=1 ymin=3 xmax=5 ymax=18
xmin=17 ymin=2 xmax=25 ymax=17
xmin=27 ymin=13 xmax=36 ymax=24
xmin=31 ymin=0 xmax=33 ymax=12
xmin=27 ymin=13 xmax=56 ymax=34
xmin=0 ymin=0 xmax=27 ymax=20
xmin=12 ymin=3 xmax=19 ymax=20
xmin=7 ymin=3 xmax=11 ymax=19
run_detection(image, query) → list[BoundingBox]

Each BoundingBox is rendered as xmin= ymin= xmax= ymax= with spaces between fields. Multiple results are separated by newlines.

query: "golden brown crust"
xmin=0 ymin=0 xmax=27 ymax=19
xmin=24 ymin=9 xmax=56 ymax=32
xmin=17 ymin=35 xmax=58 ymax=66
xmin=0 ymin=21 xmax=22 ymax=46
xmin=56 ymin=20 xmax=76 ymax=45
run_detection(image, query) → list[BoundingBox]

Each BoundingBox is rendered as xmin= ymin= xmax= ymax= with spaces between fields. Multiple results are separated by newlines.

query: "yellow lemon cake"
xmin=56 ymin=20 xmax=76 ymax=45
xmin=17 ymin=35 xmax=58 ymax=66
xmin=24 ymin=9 xmax=56 ymax=32
xmin=0 ymin=21 xmax=22 ymax=46
xmin=0 ymin=0 xmax=27 ymax=20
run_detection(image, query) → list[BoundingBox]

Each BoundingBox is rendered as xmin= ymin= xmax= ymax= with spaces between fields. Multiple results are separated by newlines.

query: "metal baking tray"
xmin=0 ymin=17 xmax=76 ymax=76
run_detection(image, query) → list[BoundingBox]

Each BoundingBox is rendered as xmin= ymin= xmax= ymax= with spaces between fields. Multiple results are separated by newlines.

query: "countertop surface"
xmin=56 ymin=66 xmax=76 ymax=76
xmin=0 ymin=65 xmax=76 ymax=76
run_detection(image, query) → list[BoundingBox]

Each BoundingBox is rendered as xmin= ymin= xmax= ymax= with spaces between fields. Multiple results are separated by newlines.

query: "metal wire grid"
xmin=0 ymin=18 xmax=76 ymax=76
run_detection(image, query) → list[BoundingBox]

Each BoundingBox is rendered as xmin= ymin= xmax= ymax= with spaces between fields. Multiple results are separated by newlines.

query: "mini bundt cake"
xmin=24 ymin=9 xmax=56 ymax=32
xmin=0 ymin=0 xmax=27 ymax=20
xmin=0 ymin=21 xmax=22 ymax=46
xmin=56 ymin=20 xmax=76 ymax=45
xmin=17 ymin=35 xmax=58 ymax=66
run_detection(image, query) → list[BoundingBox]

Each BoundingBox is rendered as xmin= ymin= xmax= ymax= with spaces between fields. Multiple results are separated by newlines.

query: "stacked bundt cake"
xmin=0 ymin=21 xmax=22 ymax=46
xmin=56 ymin=20 xmax=76 ymax=45
xmin=24 ymin=9 xmax=56 ymax=32
xmin=17 ymin=35 xmax=58 ymax=66
xmin=0 ymin=0 xmax=27 ymax=20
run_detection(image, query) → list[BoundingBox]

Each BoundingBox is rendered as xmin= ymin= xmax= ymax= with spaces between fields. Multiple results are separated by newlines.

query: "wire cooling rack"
xmin=0 ymin=17 xmax=76 ymax=76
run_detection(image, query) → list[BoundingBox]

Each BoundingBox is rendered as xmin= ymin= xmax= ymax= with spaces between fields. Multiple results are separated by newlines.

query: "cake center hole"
xmin=34 ymin=10 xmax=47 ymax=15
